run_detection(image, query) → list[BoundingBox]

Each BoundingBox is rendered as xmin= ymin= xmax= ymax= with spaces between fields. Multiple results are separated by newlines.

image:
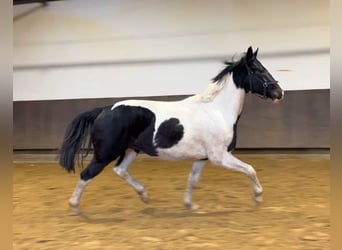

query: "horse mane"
xmin=212 ymin=53 xmax=246 ymax=84
xmin=199 ymin=53 xmax=246 ymax=102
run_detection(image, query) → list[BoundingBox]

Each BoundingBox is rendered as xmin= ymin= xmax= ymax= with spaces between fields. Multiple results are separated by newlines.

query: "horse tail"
xmin=58 ymin=105 xmax=111 ymax=173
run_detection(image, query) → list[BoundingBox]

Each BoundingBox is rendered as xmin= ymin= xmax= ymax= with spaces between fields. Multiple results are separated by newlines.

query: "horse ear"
xmin=246 ymin=46 xmax=254 ymax=60
xmin=254 ymin=48 xmax=259 ymax=57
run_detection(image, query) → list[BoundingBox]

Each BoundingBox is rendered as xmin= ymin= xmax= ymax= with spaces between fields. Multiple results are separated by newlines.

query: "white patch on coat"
xmin=69 ymin=179 xmax=92 ymax=207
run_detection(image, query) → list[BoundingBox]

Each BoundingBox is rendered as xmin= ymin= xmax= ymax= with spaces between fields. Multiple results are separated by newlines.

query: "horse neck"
xmin=211 ymin=74 xmax=246 ymax=122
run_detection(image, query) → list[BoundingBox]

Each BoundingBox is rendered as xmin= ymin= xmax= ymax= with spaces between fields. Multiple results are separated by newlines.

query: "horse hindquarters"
xmin=80 ymin=109 xmax=130 ymax=181
xmin=67 ymin=105 xmax=157 ymax=211
xmin=78 ymin=105 xmax=155 ymax=181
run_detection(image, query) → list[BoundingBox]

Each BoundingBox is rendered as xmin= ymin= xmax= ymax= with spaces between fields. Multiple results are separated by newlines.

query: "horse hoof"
xmin=139 ymin=192 xmax=149 ymax=204
xmin=190 ymin=204 xmax=200 ymax=211
xmin=254 ymin=193 xmax=263 ymax=203
xmin=184 ymin=202 xmax=200 ymax=211
xmin=69 ymin=206 xmax=80 ymax=216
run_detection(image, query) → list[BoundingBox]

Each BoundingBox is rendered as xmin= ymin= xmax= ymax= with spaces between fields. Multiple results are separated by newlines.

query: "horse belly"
xmin=156 ymin=142 xmax=207 ymax=161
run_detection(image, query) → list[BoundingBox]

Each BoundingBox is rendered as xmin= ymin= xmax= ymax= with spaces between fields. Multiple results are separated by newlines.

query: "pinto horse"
xmin=59 ymin=46 xmax=284 ymax=212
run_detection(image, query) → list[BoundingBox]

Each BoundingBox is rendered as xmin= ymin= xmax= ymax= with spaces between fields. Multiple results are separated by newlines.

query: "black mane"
xmin=212 ymin=53 xmax=246 ymax=84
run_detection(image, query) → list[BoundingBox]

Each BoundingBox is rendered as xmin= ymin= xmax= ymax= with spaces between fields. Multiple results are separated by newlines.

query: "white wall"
xmin=13 ymin=0 xmax=330 ymax=101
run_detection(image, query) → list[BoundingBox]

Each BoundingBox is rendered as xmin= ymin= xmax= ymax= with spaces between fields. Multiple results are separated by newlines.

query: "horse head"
xmin=242 ymin=46 xmax=284 ymax=103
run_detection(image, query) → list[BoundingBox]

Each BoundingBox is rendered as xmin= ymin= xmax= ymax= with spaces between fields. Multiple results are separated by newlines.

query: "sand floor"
xmin=13 ymin=154 xmax=330 ymax=249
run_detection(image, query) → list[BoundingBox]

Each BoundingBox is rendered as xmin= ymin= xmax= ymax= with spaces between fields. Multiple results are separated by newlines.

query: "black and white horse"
xmin=59 ymin=46 xmax=284 ymax=212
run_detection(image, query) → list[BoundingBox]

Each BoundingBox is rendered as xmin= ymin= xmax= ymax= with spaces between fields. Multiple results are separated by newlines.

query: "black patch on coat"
xmin=227 ymin=115 xmax=241 ymax=152
xmin=91 ymin=105 xmax=158 ymax=163
xmin=155 ymin=118 xmax=184 ymax=148
xmin=132 ymin=119 xmax=158 ymax=156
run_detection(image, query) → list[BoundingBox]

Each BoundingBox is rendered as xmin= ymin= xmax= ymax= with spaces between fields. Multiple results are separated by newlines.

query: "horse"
xmin=59 ymin=46 xmax=284 ymax=213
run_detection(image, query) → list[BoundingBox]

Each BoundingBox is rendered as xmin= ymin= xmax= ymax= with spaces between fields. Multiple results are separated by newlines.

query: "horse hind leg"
xmin=68 ymin=157 xmax=110 ymax=215
xmin=183 ymin=160 xmax=206 ymax=211
xmin=113 ymin=150 xmax=149 ymax=203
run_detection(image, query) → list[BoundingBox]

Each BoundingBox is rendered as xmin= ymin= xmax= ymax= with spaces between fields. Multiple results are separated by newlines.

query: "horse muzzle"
xmin=272 ymin=89 xmax=284 ymax=104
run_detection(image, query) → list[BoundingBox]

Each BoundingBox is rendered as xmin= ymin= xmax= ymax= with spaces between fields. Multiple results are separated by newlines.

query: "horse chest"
xmin=227 ymin=115 xmax=241 ymax=152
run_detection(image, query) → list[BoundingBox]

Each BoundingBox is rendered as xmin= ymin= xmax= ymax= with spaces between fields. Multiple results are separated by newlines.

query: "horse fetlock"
xmin=183 ymin=194 xmax=191 ymax=206
xmin=68 ymin=197 xmax=80 ymax=208
xmin=254 ymin=190 xmax=263 ymax=203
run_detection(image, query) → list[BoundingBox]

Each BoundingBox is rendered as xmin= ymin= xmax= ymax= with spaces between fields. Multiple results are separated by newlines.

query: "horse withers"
xmin=59 ymin=46 xmax=284 ymax=213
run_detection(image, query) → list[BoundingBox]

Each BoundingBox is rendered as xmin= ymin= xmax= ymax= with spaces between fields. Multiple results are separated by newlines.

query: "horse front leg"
xmin=183 ymin=160 xmax=206 ymax=211
xmin=215 ymin=152 xmax=263 ymax=203
xmin=113 ymin=150 xmax=149 ymax=203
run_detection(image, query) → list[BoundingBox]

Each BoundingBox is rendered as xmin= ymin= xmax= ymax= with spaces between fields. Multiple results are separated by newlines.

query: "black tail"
xmin=58 ymin=106 xmax=110 ymax=173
